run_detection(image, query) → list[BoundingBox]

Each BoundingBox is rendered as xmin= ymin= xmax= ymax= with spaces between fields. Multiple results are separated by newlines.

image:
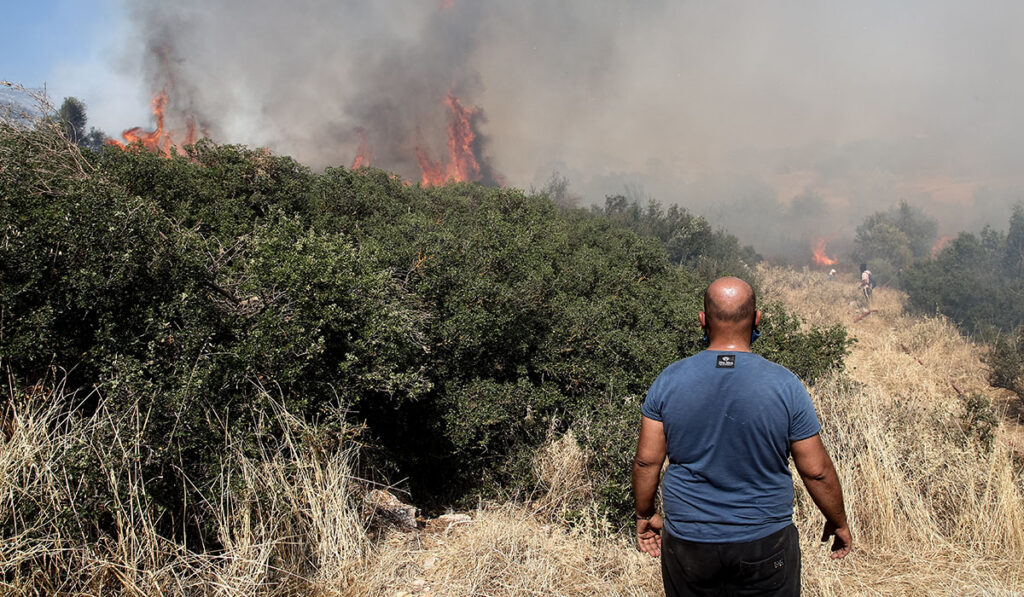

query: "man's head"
xmin=699 ymin=277 xmax=761 ymax=348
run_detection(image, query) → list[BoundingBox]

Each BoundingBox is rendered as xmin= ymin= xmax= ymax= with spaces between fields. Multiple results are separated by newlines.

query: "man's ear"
xmin=754 ymin=309 xmax=762 ymax=327
xmin=698 ymin=311 xmax=707 ymax=328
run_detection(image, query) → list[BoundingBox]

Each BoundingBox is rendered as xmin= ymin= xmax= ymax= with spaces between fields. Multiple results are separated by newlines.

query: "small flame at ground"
xmin=416 ymin=93 xmax=483 ymax=187
xmin=812 ymin=238 xmax=839 ymax=266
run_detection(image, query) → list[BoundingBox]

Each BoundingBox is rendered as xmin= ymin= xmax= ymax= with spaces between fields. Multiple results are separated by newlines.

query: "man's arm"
xmin=791 ymin=433 xmax=852 ymax=559
xmin=632 ymin=415 xmax=667 ymax=557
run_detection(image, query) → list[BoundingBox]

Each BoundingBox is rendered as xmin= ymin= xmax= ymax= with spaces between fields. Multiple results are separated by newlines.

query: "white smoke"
xmin=119 ymin=0 xmax=1024 ymax=258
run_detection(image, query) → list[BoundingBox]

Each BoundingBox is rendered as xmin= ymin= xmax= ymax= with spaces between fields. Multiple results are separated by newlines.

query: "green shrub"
xmin=755 ymin=304 xmax=851 ymax=385
xmin=1 ymin=120 xmax=851 ymax=539
xmin=902 ymin=207 xmax=1024 ymax=336
xmin=958 ymin=392 xmax=1000 ymax=452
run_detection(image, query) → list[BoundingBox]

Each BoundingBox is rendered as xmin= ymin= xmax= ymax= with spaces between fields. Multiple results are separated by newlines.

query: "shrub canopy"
xmin=0 ymin=122 xmax=849 ymax=540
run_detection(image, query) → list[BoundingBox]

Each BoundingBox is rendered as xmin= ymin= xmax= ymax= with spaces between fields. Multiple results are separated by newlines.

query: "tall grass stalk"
xmin=0 ymin=382 xmax=368 ymax=595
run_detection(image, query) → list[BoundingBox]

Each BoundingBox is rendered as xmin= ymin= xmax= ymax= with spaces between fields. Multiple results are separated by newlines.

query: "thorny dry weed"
xmin=2 ymin=264 xmax=1023 ymax=595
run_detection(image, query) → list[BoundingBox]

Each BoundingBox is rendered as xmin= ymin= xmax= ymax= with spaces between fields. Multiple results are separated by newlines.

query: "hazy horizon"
xmin=11 ymin=0 xmax=1024 ymax=261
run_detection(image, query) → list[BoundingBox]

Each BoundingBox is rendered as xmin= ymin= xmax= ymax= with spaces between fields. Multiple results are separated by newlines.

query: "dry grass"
xmin=354 ymin=506 xmax=661 ymax=597
xmin=761 ymin=264 xmax=1024 ymax=595
xmin=0 ymin=385 xmax=369 ymax=595
xmin=3 ymin=265 xmax=1023 ymax=595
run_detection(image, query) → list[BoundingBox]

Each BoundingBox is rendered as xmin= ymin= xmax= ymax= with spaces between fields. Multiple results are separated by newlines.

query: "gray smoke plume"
xmin=123 ymin=0 xmax=1024 ymax=260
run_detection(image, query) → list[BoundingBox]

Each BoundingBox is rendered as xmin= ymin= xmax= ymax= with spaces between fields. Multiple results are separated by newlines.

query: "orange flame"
xmin=931 ymin=235 xmax=954 ymax=258
xmin=183 ymin=114 xmax=198 ymax=146
xmin=106 ymin=88 xmax=204 ymax=157
xmin=351 ymin=129 xmax=372 ymax=169
xmin=416 ymin=93 xmax=483 ymax=187
xmin=106 ymin=90 xmax=170 ymax=154
xmin=811 ymin=238 xmax=839 ymax=266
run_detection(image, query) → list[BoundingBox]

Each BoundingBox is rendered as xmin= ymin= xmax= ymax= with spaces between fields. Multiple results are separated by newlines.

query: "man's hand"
xmin=633 ymin=416 xmax=666 ymax=558
xmin=636 ymin=513 xmax=663 ymax=557
xmin=821 ymin=519 xmax=852 ymax=559
xmin=792 ymin=434 xmax=851 ymax=561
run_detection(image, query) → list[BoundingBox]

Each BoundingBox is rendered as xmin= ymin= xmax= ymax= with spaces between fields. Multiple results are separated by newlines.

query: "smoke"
xmin=123 ymin=0 xmax=1024 ymax=259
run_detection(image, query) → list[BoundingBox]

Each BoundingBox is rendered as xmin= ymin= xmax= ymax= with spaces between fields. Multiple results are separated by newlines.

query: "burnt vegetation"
xmin=0 ymin=116 xmax=849 ymax=551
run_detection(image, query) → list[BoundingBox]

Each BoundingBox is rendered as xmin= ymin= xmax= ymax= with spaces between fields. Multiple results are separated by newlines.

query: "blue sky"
xmin=1 ymin=0 xmax=147 ymax=133
xmin=2 ymin=0 xmax=112 ymax=85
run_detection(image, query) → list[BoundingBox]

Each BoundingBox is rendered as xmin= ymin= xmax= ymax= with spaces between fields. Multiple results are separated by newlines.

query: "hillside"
xmin=340 ymin=267 xmax=1024 ymax=597
xmin=1 ymin=118 xmax=1022 ymax=595
xmin=7 ymin=269 xmax=1013 ymax=595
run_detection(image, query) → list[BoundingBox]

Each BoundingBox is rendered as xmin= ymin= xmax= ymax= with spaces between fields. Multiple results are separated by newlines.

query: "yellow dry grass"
xmin=761 ymin=264 xmax=1024 ymax=596
xmin=2 ymin=265 xmax=1022 ymax=596
xmin=352 ymin=506 xmax=661 ymax=597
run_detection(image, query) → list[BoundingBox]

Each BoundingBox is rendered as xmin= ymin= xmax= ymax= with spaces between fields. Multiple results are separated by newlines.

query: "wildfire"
xmin=931 ymin=235 xmax=954 ymax=258
xmin=114 ymin=82 xmax=494 ymax=185
xmin=416 ymin=93 xmax=483 ymax=187
xmin=351 ymin=129 xmax=371 ymax=169
xmin=811 ymin=238 xmax=839 ymax=266
xmin=106 ymin=88 xmax=203 ymax=157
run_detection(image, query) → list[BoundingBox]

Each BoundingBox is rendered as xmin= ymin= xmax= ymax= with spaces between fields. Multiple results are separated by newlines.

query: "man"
xmin=632 ymin=277 xmax=851 ymax=596
xmin=860 ymin=266 xmax=873 ymax=302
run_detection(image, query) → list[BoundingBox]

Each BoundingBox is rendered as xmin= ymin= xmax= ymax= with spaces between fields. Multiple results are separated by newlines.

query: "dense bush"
xmin=903 ymin=209 xmax=1024 ymax=335
xmin=1 ymin=120 xmax=849 ymax=542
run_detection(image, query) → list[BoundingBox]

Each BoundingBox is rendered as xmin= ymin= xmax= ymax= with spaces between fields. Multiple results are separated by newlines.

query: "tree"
xmin=1004 ymin=203 xmax=1024 ymax=279
xmin=537 ymin=171 xmax=580 ymax=208
xmin=892 ymin=201 xmax=939 ymax=260
xmin=596 ymin=195 xmax=760 ymax=278
xmin=853 ymin=213 xmax=911 ymax=273
xmin=903 ymin=224 xmax=1024 ymax=335
xmin=853 ymin=201 xmax=938 ymax=281
xmin=56 ymin=96 xmax=106 ymax=150
xmin=57 ymin=97 xmax=87 ymax=142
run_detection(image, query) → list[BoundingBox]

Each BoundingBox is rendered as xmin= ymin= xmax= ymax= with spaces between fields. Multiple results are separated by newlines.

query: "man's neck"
xmin=707 ymin=338 xmax=752 ymax=353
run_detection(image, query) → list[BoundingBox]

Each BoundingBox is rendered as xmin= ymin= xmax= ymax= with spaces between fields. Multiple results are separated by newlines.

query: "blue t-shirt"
xmin=641 ymin=350 xmax=821 ymax=543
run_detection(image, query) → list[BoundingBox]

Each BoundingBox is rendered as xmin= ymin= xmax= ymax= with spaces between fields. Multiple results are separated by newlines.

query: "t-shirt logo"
xmin=716 ymin=354 xmax=735 ymax=368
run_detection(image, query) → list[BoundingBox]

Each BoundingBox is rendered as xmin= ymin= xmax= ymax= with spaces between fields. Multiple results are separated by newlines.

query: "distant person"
xmin=860 ymin=268 xmax=872 ymax=301
xmin=828 ymin=268 xmax=836 ymax=281
xmin=632 ymin=277 xmax=851 ymax=596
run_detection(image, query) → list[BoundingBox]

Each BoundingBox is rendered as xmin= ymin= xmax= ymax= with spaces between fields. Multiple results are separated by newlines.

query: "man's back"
xmin=642 ymin=350 xmax=820 ymax=543
xmin=632 ymin=276 xmax=850 ymax=596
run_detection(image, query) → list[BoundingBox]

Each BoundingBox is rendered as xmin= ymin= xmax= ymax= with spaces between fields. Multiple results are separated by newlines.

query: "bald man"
xmin=632 ymin=277 xmax=850 ymax=596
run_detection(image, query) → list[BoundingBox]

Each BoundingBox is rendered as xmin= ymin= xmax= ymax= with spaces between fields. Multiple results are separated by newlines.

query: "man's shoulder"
xmin=654 ymin=352 xmax=803 ymax=385
xmin=660 ymin=351 xmax=713 ymax=373
xmin=748 ymin=354 xmax=808 ymax=392
xmin=749 ymin=353 xmax=801 ymax=377
xmin=649 ymin=352 xmax=707 ymax=385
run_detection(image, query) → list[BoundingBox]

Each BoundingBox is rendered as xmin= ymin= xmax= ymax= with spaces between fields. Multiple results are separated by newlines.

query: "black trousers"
xmin=661 ymin=524 xmax=801 ymax=597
